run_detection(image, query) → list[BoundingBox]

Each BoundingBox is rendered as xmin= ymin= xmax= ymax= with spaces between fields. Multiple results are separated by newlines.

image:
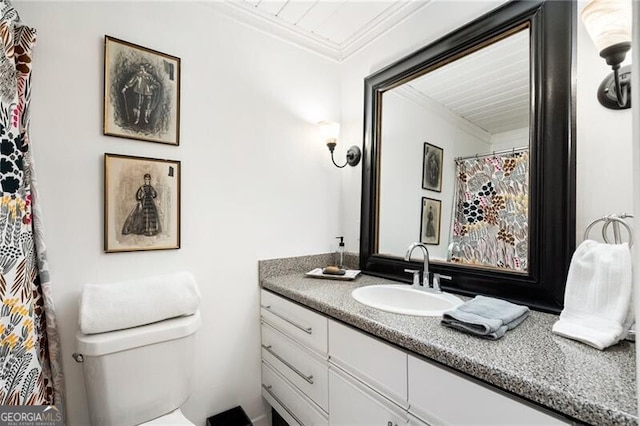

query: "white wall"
xmin=576 ymin=0 xmax=633 ymax=243
xmin=490 ymin=127 xmax=529 ymax=152
xmin=16 ymin=2 xmax=341 ymax=425
xmin=378 ymin=91 xmax=488 ymax=260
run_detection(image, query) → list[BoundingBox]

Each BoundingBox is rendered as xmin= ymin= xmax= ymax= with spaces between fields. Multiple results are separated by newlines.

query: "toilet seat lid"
xmin=139 ymin=409 xmax=194 ymax=425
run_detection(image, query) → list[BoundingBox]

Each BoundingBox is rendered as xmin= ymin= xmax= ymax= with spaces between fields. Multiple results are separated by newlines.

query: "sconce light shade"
xmin=580 ymin=0 xmax=632 ymax=109
xmin=319 ymin=121 xmax=340 ymax=145
xmin=581 ymin=0 xmax=631 ymax=55
xmin=318 ymin=121 xmax=361 ymax=168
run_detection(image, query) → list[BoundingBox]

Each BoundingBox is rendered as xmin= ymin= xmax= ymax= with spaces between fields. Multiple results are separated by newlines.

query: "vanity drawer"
xmin=262 ymin=360 xmax=328 ymax=426
xmin=261 ymin=290 xmax=328 ymax=356
xmin=329 ymin=365 xmax=409 ymax=426
xmin=261 ymin=321 xmax=329 ymax=411
xmin=407 ymin=355 xmax=571 ymax=425
xmin=328 ymin=319 xmax=408 ymax=408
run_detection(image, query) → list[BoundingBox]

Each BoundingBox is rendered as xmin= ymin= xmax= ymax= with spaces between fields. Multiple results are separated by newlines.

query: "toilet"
xmin=75 ymin=311 xmax=201 ymax=426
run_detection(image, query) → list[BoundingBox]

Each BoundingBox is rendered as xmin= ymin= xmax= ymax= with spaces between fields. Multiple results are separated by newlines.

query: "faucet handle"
xmin=404 ymin=269 xmax=421 ymax=286
xmin=432 ymin=273 xmax=452 ymax=293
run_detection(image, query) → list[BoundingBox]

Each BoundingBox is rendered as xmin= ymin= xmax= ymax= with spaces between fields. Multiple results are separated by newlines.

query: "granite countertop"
xmin=259 ymin=261 xmax=637 ymax=426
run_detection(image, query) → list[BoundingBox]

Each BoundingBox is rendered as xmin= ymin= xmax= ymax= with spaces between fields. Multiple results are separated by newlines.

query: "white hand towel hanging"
xmin=552 ymin=240 xmax=633 ymax=350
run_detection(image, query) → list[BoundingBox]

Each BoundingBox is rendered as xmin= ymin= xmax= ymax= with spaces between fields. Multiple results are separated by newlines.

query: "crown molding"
xmin=207 ymin=0 xmax=431 ymax=63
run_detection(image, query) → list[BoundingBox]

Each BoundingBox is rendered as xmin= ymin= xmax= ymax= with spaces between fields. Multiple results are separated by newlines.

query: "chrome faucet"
xmin=404 ymin=242 xmax=430 ymax=289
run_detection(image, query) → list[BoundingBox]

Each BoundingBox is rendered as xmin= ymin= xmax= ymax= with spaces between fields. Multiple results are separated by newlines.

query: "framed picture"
xmin=104 ymin=153 xmax=181 ymax=253
xmin=104 ymin=36 xmax=181 ymax=145
xmin=420 ymin=197 xmax=441 ymax=245
xmin=422 ymin=142 xmax=443 ymax=192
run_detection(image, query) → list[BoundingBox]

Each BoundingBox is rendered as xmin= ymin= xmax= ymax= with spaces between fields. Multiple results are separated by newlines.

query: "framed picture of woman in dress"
xmin=422 ymin=142 xmax=443 ymax=192
xmin=104 ymin=153 xmax=181 ymax=252
xmin=104 ymin=36 xmax=181 ymax=145
xmin=420 ymin=197 xmax=441 ymax=245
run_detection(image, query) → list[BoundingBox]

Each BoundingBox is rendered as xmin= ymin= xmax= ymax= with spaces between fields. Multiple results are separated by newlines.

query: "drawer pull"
xmin=261 ymin=304 xmax=313 ymax=334
xmin=262 ymin=384 xmax=307 ymax=426
xmin=262 ymin=344 xmax=314 ymax=384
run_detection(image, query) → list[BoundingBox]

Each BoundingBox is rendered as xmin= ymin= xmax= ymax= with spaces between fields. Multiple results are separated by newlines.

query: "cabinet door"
xmin=329 ymin=319 xmax=408 ymax=408
xmin=329 ymin=365 xmax=409 ymax=426
xmin=407 ymin=355 xmax=571 ymax=425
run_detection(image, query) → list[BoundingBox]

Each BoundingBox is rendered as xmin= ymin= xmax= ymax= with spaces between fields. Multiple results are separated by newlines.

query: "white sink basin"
xmin=351 ymin=284 xmax=463 ymax=317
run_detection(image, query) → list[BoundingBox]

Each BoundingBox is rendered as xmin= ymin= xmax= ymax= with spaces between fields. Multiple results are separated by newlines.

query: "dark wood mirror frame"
xmin=359 ymin=0 xmax=576 ymax=314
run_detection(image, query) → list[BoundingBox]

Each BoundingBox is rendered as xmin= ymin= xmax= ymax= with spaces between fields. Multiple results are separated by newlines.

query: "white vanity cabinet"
xmin=260 ymin=290 xmax=329 ymax=425
xmin=407 ymin=355 xmax=571 ymax=426
xmin=260 ymin=289 xmax=573 ymax=426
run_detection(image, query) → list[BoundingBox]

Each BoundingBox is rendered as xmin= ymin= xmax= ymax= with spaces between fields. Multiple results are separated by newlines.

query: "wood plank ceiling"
xmin=218 ymin=0 xmax=430 ymax=62
xmin=405 ymin=28 xmax=530 ymax=135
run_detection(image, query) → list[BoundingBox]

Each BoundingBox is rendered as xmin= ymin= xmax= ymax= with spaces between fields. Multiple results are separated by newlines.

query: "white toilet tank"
xmin=75 ymin=311 xmax=201 ymax=426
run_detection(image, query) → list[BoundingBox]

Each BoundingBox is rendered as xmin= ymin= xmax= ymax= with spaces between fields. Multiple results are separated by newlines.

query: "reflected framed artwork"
xmin=422 ymin=142 xmax=443 ymax=192
xmin=420 ymin=197 xmax=441 ymax=245
xmin=104 ymin=153 xmax=181 ymax=253
xmin=104 ymin=36 xmax=181 ymax=145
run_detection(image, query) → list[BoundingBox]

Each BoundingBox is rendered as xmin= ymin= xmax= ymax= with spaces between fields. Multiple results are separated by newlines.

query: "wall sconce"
xmin=319 ymin=121 xmax=361 ymax=168
xmin=581 ymin=0 xmax=632 ymax=109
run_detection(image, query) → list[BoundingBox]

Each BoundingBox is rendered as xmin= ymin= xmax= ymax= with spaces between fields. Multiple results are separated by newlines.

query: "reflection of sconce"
xmin=581 ymin=0 xmax=632 ymax=109
xmin=319 ymin=121 xmax=361 ymax=168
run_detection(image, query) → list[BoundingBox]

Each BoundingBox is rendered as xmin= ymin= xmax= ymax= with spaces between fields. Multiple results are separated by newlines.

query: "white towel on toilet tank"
xmin=79 ymin=271 xmax=201 ymax=334
xmin=552 ymin=240 xmax=633 ymax=350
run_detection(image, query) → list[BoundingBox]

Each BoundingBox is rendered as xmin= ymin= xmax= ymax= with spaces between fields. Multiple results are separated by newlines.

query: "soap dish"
xmin=305 ymin=268 xmax=361 ymax=281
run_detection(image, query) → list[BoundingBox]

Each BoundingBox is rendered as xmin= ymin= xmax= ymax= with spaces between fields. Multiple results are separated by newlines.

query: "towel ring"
xmin=583 ymin=217 xmax=607 ymax=241
xmin=602 ymin=215 xmax=633 ymax=247
xmin=584 ymin=215 xmax=633 ymax=247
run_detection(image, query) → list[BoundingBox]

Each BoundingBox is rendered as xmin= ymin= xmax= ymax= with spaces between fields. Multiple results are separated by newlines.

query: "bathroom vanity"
xmin=258 ymin=255 xmax=637 ymax=426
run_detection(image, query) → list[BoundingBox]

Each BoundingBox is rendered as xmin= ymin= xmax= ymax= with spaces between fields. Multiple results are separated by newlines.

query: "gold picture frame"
xmin=104 ymin=153 xmax=181 ymax=253
xmin=104 ymin=36 xmax=181 ymax=145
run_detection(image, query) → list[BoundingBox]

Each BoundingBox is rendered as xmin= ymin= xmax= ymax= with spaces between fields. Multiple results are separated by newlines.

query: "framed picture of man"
xmin=422 ymin=142 xmax=443 ymax=192
xmin=420 ymin=197 xmax=441 ymax=245
xmin=104 ymin=153 xmax=181 ymax=253
xmin=104 ymin=36 xmax=181 ymax=145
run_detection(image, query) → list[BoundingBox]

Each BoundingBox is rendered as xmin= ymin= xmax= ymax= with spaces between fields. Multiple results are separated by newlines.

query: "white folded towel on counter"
xmin=79 ymin=271 xmax=201 ymax=334
xmin=552 ymin=240 xmax=633 ymax=350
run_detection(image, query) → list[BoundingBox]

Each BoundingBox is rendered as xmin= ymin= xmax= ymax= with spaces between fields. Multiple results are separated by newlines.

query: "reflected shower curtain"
xmin=0 ymin=0 xmax=64 ymax=410
xmin=450 ymin=150 xmax=529 ymax=272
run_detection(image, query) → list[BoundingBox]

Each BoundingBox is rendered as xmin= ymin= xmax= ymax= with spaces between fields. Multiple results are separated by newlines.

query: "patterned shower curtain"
xmin=0 ymin=0 xmax=64 ymax=411
xmin=450 ymin=150 xmax=529 ymax=272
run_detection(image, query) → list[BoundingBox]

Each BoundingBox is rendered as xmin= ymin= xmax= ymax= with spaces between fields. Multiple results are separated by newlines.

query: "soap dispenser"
xmin=336 ymin=236 xmax=345 ymax=269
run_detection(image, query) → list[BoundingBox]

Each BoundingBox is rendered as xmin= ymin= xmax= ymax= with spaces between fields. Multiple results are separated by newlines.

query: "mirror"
xmin=379 ymin=28 xmax=530 ymax=272
xmin=360 ymin=0 xmax=576 ymax=313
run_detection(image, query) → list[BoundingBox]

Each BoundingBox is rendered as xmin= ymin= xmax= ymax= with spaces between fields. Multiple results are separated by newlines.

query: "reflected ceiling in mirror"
xmin=379 ymin=27 xmax=530 ymax=273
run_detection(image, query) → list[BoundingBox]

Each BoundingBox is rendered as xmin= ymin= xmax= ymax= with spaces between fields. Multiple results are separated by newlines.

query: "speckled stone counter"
xmin=259 ymin=255 xmax=637 ymax=426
